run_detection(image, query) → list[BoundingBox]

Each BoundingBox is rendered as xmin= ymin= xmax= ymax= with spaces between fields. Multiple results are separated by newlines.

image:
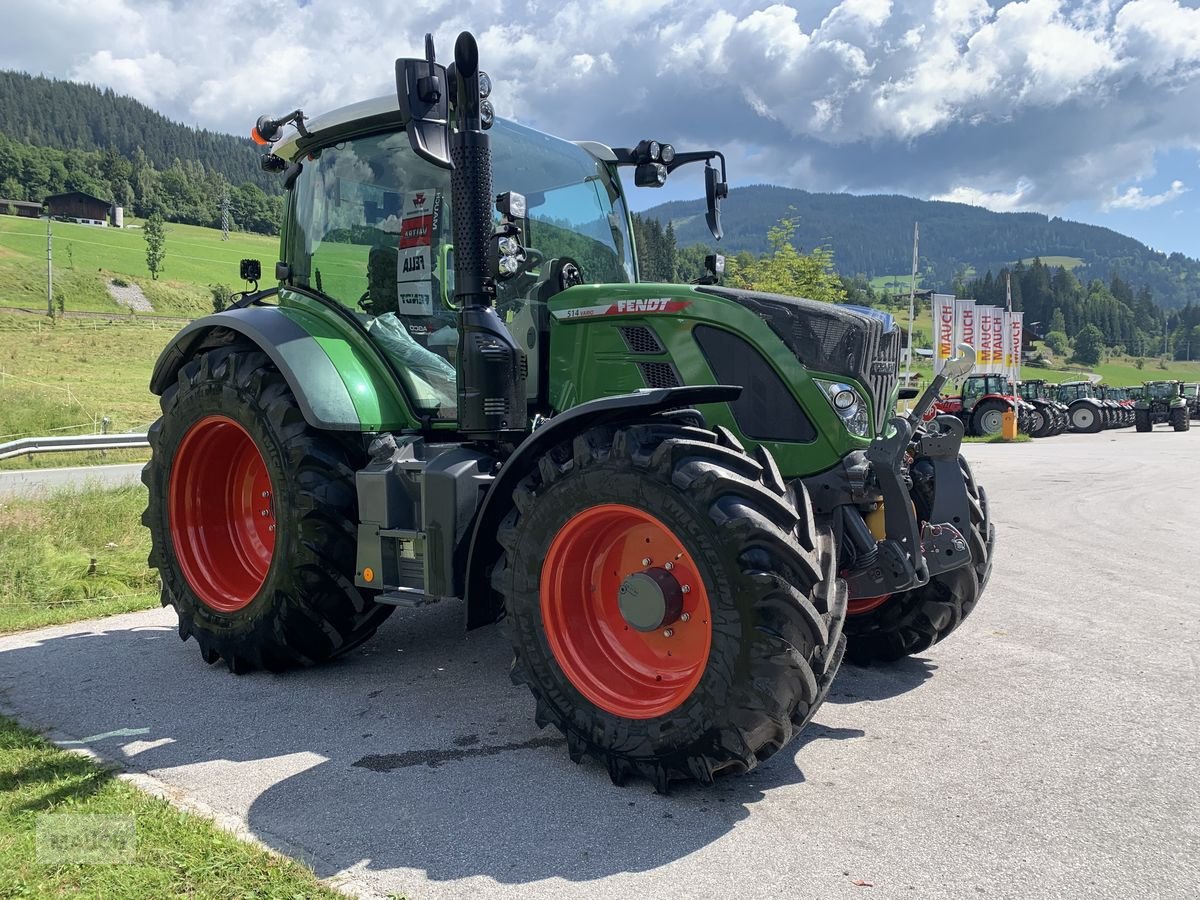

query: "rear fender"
xmin=150 ymin=304 xmax=417 ymax=432
xmin=462 ymin=384 xmax=741 ymax=629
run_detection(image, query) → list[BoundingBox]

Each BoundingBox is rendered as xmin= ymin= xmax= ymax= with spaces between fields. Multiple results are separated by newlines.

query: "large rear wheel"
xmin=495 ymin=423 xmax=845 ymax=791
xmin=142 ymin=346 xmax=394 ymax=672
xmin=844 ymin=455 xmax=994 ymax=663
xmin=971 ymin=400 xmax=1007 ymax=437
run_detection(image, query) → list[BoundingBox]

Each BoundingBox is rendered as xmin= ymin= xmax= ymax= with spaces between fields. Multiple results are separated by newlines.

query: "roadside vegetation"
xmin=0 ymin=718 xmax=342 ymax=899
xmin=0 ymin=484 xmax=157 ymax=633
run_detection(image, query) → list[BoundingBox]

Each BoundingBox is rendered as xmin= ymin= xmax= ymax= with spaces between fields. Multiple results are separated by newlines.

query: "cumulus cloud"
xmin=1103 ymin=179 xmax=1188 ymax=210
xmin=1 ymin=0 xmax=1199 ymax=220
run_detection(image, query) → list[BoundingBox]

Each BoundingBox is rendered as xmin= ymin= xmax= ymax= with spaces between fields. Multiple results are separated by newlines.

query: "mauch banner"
xmin=956 ymin=300 xmax=977 ymax=359
xmin=992 ymin=309 xmax=1005 ymax=376
xmin=932 ymin=293 xmax=957 ymax=374
xmin=1008 ymin=311 xmax=1024 ymax=382
xmin=977 ymin=306 xmax=996 ymax=374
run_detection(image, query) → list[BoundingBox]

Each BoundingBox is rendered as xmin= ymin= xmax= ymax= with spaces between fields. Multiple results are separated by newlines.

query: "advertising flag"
xmin=956 ymin=299 xmax=977 ymax=359
xmin=977 ymin=306 xmax=996 ymax=374
xmin=992 ymin=309 xmax=1005 ymax=375
xmin=1009 ymin=311 xmax=1024 ymax=382
xmin=932 ymin=293 xmax=956 ymax=374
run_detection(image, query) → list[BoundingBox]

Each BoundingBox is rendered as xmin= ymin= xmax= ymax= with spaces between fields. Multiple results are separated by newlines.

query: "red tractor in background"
xmin=932 ymin=374 xmax=1031 ymax=437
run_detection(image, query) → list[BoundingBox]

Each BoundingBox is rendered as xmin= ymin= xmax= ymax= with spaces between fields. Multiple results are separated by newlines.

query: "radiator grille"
xmin=619 ymin=325 xmax=665 ymax=354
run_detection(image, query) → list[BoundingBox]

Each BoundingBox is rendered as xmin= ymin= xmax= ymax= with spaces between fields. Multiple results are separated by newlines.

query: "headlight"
xmin=816 ymin=380 xmax=871 ymax=437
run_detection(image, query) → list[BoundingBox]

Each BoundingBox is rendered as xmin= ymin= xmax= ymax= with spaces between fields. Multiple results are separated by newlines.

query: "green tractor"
xmin=141 ymin=32 xmax=993 ymax=789
xmin=1134 ymin=381 xmax=1191 ymax=432
xmin=1017 ymin=379 xmax=1068 ymax=437
xmin=1184 ymin=383 xmax=1200 ymax=420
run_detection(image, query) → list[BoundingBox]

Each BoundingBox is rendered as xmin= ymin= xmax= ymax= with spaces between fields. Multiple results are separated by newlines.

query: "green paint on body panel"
xmin=548 ymin=283 xmax=877 ymax=477
xmin=277 ymin=289 xmax=417 ymax=431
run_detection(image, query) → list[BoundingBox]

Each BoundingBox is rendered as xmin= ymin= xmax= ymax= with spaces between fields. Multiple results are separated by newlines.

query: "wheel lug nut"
xmin=267 ymin=524 xmax=275 ymax=532
xmin=681 ymin=585 xmax=691 ymax=594
xmin=664 ymin=561 xmax=674 ymax=571
xmin=663 ymin=628 xmax=674 ymax=638
xmin=642 ymin=557 xmax=651 ymax=567
xmin=261 ymin=509 xmax=269 ymax=517
xmin=680 ymin=612 xmax=690 ymax=622
xmin=261 ymin=491 xmax=270 ymax=498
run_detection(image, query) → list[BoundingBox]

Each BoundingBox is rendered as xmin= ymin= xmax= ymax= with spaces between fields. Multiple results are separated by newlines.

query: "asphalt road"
xmin=1 ymin=428 xmax=1197 ymax=899
xmin=0 ymin=462 xmax=144 ymax=497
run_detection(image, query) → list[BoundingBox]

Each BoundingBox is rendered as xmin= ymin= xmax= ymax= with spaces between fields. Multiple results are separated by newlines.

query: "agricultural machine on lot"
xmin=1017 ymin=380 xmax=1068 ymax=437
xmin=1054 ymin=381 xmax=1111 ymax=433
xmin=1184 ymin=383 xmax=1200 ymax=420
xmin=931 ymin=374 xmax=1032 ymax=436
xmin=141 ymin=32 xmax=994 ymax=790
xmin=1094 ymin=386 xmax=1134 ymax=428
xmin=1134 ymin=381 xmax=1191 ymax=432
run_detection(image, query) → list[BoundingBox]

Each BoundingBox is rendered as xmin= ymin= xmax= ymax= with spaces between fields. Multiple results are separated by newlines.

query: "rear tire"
xmin=1070 ymin=403 xmax=1102 ymax=434
xmin=142 ymin=346 xmax=394 ymax=672
xmin=495 ymin=423 xmax=845 ymax=790
xmin=845 ymin=455 xmax=994 ymax=664
xmin=971 ymin=400 xmax=1007 ymax=437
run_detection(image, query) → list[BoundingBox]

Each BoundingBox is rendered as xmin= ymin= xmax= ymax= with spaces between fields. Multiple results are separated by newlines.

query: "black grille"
xmin=619 ymin=325 xmax=664 ymax=354
xmin=697 ymin=286 xmax=898 ymax=435
xmin=638 ymin=362 xmax=681 ymax=389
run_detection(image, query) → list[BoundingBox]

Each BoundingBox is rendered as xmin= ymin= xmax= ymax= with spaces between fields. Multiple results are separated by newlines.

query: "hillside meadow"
xmin=0 ymin=214 xmax=277 ymax=317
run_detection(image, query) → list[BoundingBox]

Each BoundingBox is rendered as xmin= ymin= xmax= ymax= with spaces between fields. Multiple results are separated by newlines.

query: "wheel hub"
xmin=618 ymin=568 xmax=684 ymax=632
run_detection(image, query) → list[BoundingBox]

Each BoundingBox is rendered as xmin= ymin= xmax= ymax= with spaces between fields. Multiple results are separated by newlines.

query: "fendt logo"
xmin=615 ymin=298 xmax=685 ymax=313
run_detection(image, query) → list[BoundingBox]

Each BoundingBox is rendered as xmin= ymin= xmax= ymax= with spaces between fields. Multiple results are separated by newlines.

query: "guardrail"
xmin=0 ymin=432 xmax=150 ymax=461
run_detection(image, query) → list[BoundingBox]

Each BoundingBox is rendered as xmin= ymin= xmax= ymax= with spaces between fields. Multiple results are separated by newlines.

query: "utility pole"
xmin=905 ymin=221 xmax=919 ymax=381
xmin=221 ymin=188 xmax=231 ymax=241
xmin=46 ymin=218 xmax=53 ymax=317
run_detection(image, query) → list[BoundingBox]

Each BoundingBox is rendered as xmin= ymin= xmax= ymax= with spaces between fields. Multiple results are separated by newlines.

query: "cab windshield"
xmin=1147 ymin=382 xmax=1177 ymax=400
xmin=286 ymin=118 xmax=635 ymax=418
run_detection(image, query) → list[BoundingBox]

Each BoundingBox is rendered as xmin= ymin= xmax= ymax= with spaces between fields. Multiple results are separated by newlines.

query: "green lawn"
xmin=1017 ymin=255 xmax=1083 ymax=269
xmin=0 ymin=718 xmax=344 ymax=899
xmin=0 ymin=215 xmax=278 ymax=317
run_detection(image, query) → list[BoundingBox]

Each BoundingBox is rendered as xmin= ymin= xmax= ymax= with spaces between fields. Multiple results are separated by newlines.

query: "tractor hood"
xmin=696 ymin=286 xmax=900 ymax=434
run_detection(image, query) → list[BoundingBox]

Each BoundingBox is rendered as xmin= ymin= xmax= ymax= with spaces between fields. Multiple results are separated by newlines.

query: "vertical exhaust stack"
xmin=447 ymin=32 xmax=527 ymax=439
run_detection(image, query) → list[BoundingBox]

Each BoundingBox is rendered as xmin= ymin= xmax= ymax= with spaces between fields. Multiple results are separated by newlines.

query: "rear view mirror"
xmin=397 ymin=35 xmax=451 ymax=168
xmin=705 ymin=163 xmax=727 ymax=241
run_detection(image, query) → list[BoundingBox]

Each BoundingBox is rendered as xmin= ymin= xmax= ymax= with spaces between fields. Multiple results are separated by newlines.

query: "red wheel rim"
xmin=540 ymin=504 xmax=712 ymax=720
xmin=169 ymin=416 xmax=276 ymax=613
xmin=847 ymin=593 xmax=891 ymax=615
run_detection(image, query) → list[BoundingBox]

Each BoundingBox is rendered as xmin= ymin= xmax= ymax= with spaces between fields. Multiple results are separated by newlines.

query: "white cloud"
xmin=1103 ymin=179 xmax=1188 ymax=210
xmin=1 ymin=0 xmax=1199 ymax=219
xmin=932 ymin=180 xmax=1041 ymax=212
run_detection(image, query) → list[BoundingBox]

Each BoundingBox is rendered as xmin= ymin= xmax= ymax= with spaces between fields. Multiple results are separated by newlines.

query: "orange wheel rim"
xmin=539 ymin=504 xmax=712 ymax=719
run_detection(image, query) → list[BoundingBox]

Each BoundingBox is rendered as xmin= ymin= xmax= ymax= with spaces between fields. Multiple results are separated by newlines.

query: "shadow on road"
xmin=0 ymin=605 xmax=910 ymax=885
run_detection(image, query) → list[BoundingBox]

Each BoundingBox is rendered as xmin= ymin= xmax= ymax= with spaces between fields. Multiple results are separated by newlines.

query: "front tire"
xmin=142 ymin=346 xmax=394 ymax=672
xmin=1171 ymin=406 xmax=1190 ymax=432
xmin=1070 ymin=403 xmax=1102 ymax=434
xmin=495 ymin=423 xmax=845 ymax=790
xmin=845 ymin=455 xmax=994 ymax=663
xmin=1135 ymin=409 xmax=1152 ymax=433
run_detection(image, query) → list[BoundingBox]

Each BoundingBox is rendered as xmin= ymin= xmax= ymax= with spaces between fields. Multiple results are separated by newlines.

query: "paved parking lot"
xmin=1 ymin=429 xmax=1197 ymax=899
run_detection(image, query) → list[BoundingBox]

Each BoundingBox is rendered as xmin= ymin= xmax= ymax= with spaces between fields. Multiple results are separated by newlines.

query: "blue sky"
xmin=3 ymin=0 xmax=1199 ymax=257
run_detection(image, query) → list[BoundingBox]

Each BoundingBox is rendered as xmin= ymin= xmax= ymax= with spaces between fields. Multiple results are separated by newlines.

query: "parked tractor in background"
xmin=1054 ymin=381 xmax=1108 ymax=433
xmin=1135 ymin=381 xmax=1191 ymax=432
xmin=1183 ymin=383 xmax=1200 ymax=420
xmin=138 ymin=31 xmax=994 ymax=790
xmin=1017 ymin=380 xmax=1068 ymax=437
xmin=932 ymin=374 xmax=1028 ymax=437
xmin=1095 ymin=386 xmax=1133 ymax=428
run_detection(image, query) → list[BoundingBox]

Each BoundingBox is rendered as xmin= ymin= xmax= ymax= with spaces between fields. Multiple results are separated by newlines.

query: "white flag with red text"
xmin=932 ymin=293 xmax=957 ymax=375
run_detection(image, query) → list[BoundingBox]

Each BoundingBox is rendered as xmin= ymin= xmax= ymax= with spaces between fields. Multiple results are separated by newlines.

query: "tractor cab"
xmin=1017 ymin=378 xmax=1067 ymax=437
xmin=1135 ymin=381 xmax=1190 ymax=432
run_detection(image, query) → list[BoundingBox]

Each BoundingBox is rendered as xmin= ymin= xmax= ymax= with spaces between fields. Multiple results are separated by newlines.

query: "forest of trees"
xmin=964 ymin=261 xmax=1200 ymax=362
xmin=0 ymin=72 xmax=283 ymax=234
xmin=646 ymin=184 xmax=1200 ymax=310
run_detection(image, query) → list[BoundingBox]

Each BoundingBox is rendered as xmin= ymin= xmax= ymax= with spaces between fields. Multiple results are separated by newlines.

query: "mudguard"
xmin=149 ymin=303 xmax=416 ymax=432
xmin=462 ymin=384 xmax=742 ymax=629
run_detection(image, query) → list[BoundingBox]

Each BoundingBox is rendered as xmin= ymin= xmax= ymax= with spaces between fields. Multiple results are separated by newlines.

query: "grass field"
xmin=0 ymin=317 xmax=167 ymax=456
xmin=0 ymin=718 xmax=343 ymax=899
xmin=0 ymin=484 xmax=158 ymax=634
xmin=1017 ymin=255 xmax=1083 ymax=269
xmin=0 ymin=214 xmax=278 ymax=317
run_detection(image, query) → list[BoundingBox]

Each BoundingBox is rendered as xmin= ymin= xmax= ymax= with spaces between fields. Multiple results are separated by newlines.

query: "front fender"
xmin=462 ymin=384 xmax=741 ymax=629
xmin=150 ymin=303 xmax=417 ymax=432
